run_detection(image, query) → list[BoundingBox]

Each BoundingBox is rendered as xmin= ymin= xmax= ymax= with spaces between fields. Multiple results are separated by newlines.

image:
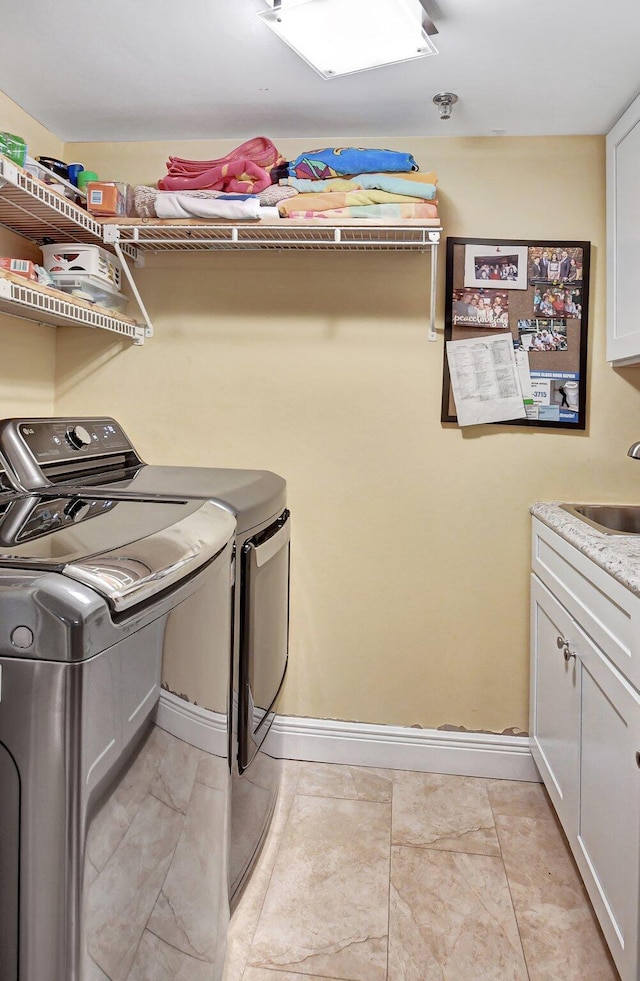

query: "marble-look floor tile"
xmin=197 ymin=750 xmax=232 ymax=792
xmin=230 ymin=769 xmax=277 ymax=900
xmin=279 ymin=758 xmax=302 ymax=797
xmin=150 ymin=733 xmax=206 ymax=813
xmin=495 ymin=813 xmax=619 ymax=980
xmin=86 ymin=725 xmax=168 ymax=872
xmin=148 ymin=781 xmax=229 ymax=964
xmin=224 ymin=763 xmax=301 ymax=981
xmin=83 ymin=955 xmax=111 ymax=981
xmin=392 ymin=771 xmax=500 ymax=856
xmin=247 ymin=795 xmax=390 ymax=981
xmin=296 ymin=761 xmax=393 ymax=802
xmin=245 ymin=750 xmax=283 ymax=792
xmin=86 ymin=793 xmax=184 ymax=981
xmin=243 ymin=970 xmax=357 ymax=981
xmin=126 ymin=930 xmax=218 ymax=980
xmin=388 ymin=844 xmax=528 ymax=981
xmin=487 ymin=778 xmax=554 ymax=821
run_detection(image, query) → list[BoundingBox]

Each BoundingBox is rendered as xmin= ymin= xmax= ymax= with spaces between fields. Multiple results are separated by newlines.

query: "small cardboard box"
xmin=0 ymin=258 xmax=38 ymax=281
xmin=86 ymin=181 xmax=134 ymax=217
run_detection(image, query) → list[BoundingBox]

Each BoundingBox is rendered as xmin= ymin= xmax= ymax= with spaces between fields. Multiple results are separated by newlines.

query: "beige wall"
xmin=9 ymin=97 xmax=640 ymax=732
xmin=0 ymin=91 xmax=64 ymax=418
xmin=1 ymin=89 xmax=64 ymax=161
xmin=52 ymin=133 xmax=640 ymax=734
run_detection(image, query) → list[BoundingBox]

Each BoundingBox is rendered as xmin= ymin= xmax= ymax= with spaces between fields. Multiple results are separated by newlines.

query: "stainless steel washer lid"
xmin=0 ymin=417 xmax=286 ymax=532
xmin=84 ymin=466 xmax=287 ymax=533
xmin=0 ymin=496 xmax=236 ymax=611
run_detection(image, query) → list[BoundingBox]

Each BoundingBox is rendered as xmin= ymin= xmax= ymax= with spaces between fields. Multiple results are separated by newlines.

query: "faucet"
xmin=628 ymin=443 xmax=640 ymax=459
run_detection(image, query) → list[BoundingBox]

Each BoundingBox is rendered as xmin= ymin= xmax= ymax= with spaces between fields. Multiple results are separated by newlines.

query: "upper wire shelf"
xmin=0 ymin=152 xmax=441 ymax=344
xmin=102 ymin=219 xmax=442 ymax=260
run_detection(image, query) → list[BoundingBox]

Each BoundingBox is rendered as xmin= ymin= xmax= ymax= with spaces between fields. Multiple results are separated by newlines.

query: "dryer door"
xmin=238 ymin=510 xmax=290 ymax=772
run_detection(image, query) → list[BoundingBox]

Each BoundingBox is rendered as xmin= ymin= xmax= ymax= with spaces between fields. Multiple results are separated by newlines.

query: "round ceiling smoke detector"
xmin=433 ymin=92 xmax=458 ymax=120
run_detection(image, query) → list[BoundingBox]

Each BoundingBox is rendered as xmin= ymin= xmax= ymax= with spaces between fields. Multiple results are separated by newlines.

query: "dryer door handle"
xmin=253 ymin=515 xmax=291 ymax=567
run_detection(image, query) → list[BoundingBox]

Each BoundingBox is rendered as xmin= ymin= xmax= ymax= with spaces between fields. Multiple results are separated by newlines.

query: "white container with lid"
xmin=41 ymin=243 xmax=122 ymax=291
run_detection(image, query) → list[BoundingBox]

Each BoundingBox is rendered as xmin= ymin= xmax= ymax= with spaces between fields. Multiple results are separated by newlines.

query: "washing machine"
xmin=0 ymin=416 xmax=290 ymax=903
xmin=0 ymin=486 xmax=236 ymax=980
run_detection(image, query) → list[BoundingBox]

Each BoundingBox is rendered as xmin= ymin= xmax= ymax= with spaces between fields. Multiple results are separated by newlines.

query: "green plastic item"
xmin=77 ymin=170 xmax=98 ymax=189
xmin=0 ymin=132 xmax=27 ymax=167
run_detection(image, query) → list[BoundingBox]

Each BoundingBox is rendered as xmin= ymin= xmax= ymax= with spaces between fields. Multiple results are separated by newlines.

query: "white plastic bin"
xmin=41 ymin=243 xmax=122 ymax=291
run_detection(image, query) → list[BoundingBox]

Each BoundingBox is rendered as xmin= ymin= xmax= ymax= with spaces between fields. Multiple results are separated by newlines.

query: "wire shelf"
xmin=0 ymin=277 xmax=145 ymax=343
xmin=0 ymin=156 xmax=442 ymax=344
xmin=104 ymin=221 xmax=442 ymax=258
xmin=0 ymin=155 xmax=104 ymax=245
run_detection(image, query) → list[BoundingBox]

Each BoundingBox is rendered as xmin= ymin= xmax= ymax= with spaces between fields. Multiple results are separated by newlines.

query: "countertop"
xmin=531 ymin=502 xmax=640 ymax=597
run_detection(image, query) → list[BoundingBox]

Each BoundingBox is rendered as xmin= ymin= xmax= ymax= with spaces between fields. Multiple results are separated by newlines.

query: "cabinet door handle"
xmin=556 ymin=635 xmax=576 ymax=661
xmin=636 ymin=751 xmax=640 ymax=769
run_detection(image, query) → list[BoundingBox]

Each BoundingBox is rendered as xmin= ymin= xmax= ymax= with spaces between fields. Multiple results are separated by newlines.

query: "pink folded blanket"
xmin=165 ymin=137 xmax=282 ymax=175
xmin=159 ymin=158 xmax=273 ymax=194
xmin=159 ymin=136 xmax=283 ymax=194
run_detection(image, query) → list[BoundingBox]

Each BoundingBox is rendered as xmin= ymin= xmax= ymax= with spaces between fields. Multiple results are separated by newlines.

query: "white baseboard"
xmin=157 ymin=690 xmax=540 ymax=782
xmin=264 ymin=716 xmax=540 ymax=782
xmin=155 ymin=689 xmax=227 ymax=757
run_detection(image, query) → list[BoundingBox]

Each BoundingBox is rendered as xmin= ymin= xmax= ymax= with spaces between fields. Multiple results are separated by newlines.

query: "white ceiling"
xmin=1 ymin=0 xmax=639 ymax=143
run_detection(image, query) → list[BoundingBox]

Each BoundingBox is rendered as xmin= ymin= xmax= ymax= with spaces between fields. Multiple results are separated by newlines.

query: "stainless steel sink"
xmin=560 ymin=503 xmax=640 ymax=535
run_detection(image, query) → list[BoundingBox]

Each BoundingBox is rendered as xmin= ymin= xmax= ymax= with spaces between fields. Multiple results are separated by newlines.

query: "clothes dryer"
xmin=0 ymin=417 xmax=290 ymax=902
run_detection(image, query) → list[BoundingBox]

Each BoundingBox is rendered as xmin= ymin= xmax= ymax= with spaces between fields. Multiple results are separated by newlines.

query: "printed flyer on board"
xmin=527 ymin=370 xmax=580 ymax=423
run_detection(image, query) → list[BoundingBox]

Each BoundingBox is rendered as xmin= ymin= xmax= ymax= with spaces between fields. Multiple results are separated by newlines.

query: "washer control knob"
xmin=66 ymin=425 xmax=91 ymax=450
xmin=64 ymin=499 xmax=92 ymax=523
xmin=11 ymin=626 xmax=34 ymax=649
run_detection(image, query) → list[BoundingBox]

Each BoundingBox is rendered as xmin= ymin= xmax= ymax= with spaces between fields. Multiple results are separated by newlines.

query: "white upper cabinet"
xmin=607 ymin=92 xmax=640 ymax=365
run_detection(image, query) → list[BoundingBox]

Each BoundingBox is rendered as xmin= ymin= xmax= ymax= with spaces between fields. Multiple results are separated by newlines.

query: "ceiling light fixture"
xmin=259 ymin=0 xmax=439 ymax=80
xmin=433 ymin=91 xmax=458 ymax=120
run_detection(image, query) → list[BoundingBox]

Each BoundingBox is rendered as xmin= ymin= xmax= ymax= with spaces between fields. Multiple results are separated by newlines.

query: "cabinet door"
xmin=576 ymin=634 xmax=640 ymax=981
xmin=530 ymin=574 xmax=581 ymax=832
xmin=607 ymin=91 xmax=640 ymax=365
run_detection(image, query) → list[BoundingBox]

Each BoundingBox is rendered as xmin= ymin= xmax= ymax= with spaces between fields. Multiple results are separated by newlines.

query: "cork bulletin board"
xmin=441 ymin=237 xmax=591 ymax=429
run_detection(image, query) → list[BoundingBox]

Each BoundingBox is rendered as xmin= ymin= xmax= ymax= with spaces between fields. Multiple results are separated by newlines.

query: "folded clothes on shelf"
xmin=158 ymin=158 xmax=272 ymax=194
xmin=135 ymin=186 xmax=263 ymax=219
xmin=165 ymin=137 xmax=282 ymax=175
xmin=159 ymin=136 xmax=284 ymax=194
xmin=283 ymin=202 xmax=439 ymax=220
xmin=271 ymin=147 xmax=419 ymax=182
xmin=277 ymin=188 xmax=437 ymax=217
xmin=280 ymin=171 xmax=437 ymax=200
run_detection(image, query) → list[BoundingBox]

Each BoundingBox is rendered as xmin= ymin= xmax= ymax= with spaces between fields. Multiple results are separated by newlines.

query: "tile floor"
xmin=224 ymin=761 xmax=620 ymax=981
xmin=85 ymin=725 xmax=229 ymax=980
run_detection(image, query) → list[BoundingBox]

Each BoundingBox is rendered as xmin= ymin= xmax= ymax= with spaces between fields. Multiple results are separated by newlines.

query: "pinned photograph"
xmin=463 ymin=244 xmax=528 ymax=290
xmin=518 ymin=319 xmax=567 ymax=352
xmin=529 ymin=246 xmax=583 ymax=283
xmin=532 ymin=284 xmax=582 ymax=319
xmin=452 ymin=289 xmax=509 ymax=328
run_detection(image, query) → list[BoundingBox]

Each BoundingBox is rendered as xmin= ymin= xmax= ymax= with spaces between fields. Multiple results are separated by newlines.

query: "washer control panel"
xmin=65 ymin=425 xmax=92 ymax=450
xmin=16 ymin=419 xmax=133 ymax=465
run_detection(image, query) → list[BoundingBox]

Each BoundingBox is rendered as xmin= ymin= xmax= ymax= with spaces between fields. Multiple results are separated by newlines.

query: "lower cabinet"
xmin=531 ymin=521 xmax=640 ymax=981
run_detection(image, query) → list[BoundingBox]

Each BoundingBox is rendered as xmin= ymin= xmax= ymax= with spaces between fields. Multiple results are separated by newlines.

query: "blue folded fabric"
xmin=287 ymin=147 xmax=419 ymax=180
